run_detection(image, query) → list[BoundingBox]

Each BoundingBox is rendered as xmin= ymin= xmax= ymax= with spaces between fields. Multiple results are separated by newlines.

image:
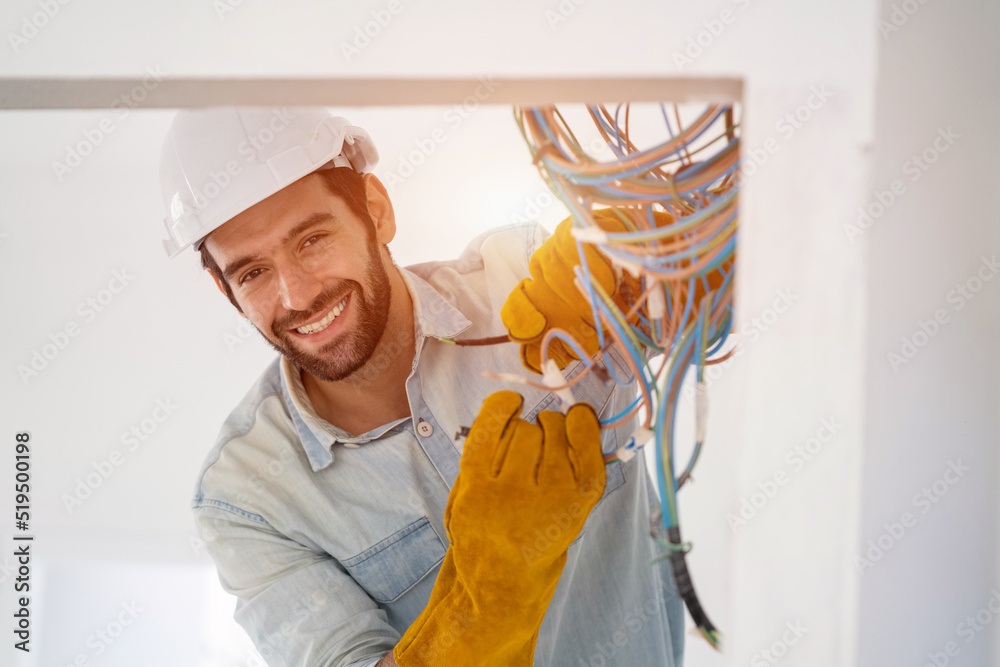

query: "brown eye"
xmin=240 ymin=268 xmax=263 ymax=285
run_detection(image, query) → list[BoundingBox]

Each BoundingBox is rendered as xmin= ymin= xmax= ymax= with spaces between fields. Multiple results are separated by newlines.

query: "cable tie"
xmin=648 ymin=283 xmax=667 ymax=320
xmin=540 ymin=359 xmax=575 ymax=410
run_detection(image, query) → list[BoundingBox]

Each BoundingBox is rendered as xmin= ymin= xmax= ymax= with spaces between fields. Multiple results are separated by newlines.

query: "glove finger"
xmin=552 ymin=235 xmax=618 ymax=298
xmin=544 ymin=216 xmax=618 ymax=305
xmin=521 ymin=343 xmax=543 ymax=375
xmin=494 ymin=418 xmax=543 ymax=482
xmin=544 ymin=337 xmax=578 ymax=367
xmin=524 ymin=278 xmax=602 ymax=355
xmin=536 ymin=410 xmax=575 ymax=487
xmin=548 ymin=312 xmax=603 ymax=361
xmin=502 ymin=280 xmax=549 ymax=341
xmin=520 ymin=338 xmax=576 ymax=376
xmin=528 ymin=232 xmax=592 ymax=313
xmin=564 ymin=402 xmax=606 ymax=501
xmin=591 ymin=207 xmax=630 ymax=233
xmin=462 ymin=391 xmax=525 ymax=479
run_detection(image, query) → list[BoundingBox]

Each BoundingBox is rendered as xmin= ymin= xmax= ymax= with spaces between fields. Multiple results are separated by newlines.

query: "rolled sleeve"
xmin=194 ymin=502 xmax=399 ymax=667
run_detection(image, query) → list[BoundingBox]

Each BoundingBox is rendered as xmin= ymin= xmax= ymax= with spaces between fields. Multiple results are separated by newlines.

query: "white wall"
xmin=5 ymin=1 xmax=991 ymax=666
xmin=857 ymin=1 xmax=1000 ymax=666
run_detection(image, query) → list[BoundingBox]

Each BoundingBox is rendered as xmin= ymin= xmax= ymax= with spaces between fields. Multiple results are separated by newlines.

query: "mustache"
xmin=272 ymin=281 xmax=357 ymax=334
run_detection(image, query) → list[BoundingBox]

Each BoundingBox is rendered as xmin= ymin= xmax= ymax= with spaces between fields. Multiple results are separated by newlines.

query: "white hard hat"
xmin=159 ymin=108 xmax=379 ymax=258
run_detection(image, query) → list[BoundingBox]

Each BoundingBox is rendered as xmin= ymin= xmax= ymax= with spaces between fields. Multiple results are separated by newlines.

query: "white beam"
xmin=0 ymin=76 xmax=742 ymax=109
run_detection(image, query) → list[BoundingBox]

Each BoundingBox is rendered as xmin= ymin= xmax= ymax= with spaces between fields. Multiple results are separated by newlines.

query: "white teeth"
xmin=296 ymin=297 xmax=348 ymax=335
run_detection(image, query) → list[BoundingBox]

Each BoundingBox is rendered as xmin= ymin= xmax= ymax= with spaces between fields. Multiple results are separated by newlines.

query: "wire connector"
xmin=540 ymin=359 xmax=575 ymax=410
xmin=616 ymin=426 xmax=653 ymax=462
xmin=648 ymin=283 xmax=667 ymax=320
xmin=569 ymin=225 xmax=610 ymax=245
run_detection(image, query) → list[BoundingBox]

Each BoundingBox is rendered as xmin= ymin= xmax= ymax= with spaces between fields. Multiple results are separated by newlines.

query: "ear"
xmin=207 ymin=268 xmax=246 ymax=316
xmin=362 ymin=173 xmax=396 ymax=245
xmin=208 ymin=267 xmax=227 ymax=296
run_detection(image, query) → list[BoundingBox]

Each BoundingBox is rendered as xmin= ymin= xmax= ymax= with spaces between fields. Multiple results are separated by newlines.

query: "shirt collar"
xmin=280 ymin=266 xmax=471 ymax=472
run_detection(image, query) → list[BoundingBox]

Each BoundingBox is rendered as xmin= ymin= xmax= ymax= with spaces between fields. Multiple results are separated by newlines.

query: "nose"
xmin=275 ymin=260 xmax=323 ymax=314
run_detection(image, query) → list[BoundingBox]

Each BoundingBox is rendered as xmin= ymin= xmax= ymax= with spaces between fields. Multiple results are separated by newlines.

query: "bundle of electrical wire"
xmin=510 ymin=102 xmax=740 ymax=650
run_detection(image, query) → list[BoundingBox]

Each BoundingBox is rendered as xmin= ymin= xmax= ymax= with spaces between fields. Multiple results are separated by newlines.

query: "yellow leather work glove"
xmin=501 ymin=208 xmax=629 ymax=374
xmin=393 ymin=390 xmax=607 ymax=666
xmin=502 ymin=207 xmax=731 ymax=374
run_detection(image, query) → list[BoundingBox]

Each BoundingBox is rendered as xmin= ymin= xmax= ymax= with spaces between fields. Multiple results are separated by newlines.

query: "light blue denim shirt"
xmin=192 ymin=223 xmax=685 ymax=667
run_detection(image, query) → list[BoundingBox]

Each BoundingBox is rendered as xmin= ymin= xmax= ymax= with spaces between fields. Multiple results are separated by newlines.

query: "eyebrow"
xmin=222 ymin=213 xmax=336 ymax=284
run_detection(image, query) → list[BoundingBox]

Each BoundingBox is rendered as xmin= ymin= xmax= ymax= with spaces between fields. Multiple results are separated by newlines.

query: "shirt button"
xmin=417 ymin=420 xmax=434 ymax=437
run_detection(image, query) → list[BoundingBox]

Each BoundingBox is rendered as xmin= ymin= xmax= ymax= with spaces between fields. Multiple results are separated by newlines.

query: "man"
xmin=162 ymin=108 xmax=685 ymax=666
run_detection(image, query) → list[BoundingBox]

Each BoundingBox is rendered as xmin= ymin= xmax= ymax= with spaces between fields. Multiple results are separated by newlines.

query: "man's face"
xmin=205 ymin=172 xmax=393 ymax=382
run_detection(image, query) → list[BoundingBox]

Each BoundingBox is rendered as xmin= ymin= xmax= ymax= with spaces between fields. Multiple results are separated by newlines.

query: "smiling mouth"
xmin=294 ymin=295 xmax=349 ymax=335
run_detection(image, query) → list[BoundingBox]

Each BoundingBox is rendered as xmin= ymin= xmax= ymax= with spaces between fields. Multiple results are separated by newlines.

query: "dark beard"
xmin=262 ymin=242 xmax=393 ymax=382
